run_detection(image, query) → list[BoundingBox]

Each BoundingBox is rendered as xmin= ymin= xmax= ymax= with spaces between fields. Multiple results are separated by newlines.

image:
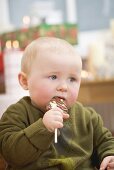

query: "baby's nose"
xmin=56 ymin=82 xmax=68 ymax=92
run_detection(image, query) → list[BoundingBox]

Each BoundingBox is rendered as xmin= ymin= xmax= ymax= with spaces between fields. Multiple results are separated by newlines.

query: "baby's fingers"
xmin=100 ymin=156 xmax=114 ymax=170
xmin=107 ymin=161 xmax=114 ymax=169
xmin=54 ymin=121 xmax=63 ymax=129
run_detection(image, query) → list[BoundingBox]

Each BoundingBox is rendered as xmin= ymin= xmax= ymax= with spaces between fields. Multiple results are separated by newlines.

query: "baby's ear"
xmin=18 ymin=72 xmax=28 ymax=90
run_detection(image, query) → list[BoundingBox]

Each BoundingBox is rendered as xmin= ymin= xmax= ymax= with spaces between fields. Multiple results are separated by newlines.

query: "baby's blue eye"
xmin=50 ymin=75 xmax=57 ymax=80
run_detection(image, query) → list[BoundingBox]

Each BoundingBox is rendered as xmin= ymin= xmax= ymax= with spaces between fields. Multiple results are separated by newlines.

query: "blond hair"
xmin=21 ymin=37 xmax=80 ymax=75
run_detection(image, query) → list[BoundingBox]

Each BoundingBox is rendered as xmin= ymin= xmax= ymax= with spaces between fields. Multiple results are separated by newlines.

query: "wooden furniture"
xmin=78 ymin=79 xmax=114 ymax=133
xmin=78 ymin=79 xmax=114 ymax=104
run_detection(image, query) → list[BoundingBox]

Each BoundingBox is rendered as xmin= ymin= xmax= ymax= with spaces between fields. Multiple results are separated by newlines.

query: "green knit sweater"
xmin=0 ymin=96 xmax=114 ymax=170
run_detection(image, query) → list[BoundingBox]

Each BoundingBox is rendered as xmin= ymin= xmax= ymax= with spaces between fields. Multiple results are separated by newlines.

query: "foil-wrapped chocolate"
xmin=46 ymin=97 xmax=68 ymax=113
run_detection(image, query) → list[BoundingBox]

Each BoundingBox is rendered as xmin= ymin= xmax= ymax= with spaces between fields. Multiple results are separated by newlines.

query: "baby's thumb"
xmin=100 ymin=157 xmax=110 ymax=170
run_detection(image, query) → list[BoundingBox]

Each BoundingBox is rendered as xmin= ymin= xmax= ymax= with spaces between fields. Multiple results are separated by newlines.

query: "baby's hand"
xmin=42 ymin=107 xmax=69 ymax=132
xmin=100 ymin=156 xmax=114 ymax=170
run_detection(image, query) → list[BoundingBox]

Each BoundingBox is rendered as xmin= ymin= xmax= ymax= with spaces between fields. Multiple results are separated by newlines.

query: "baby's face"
xmin=27 ymin=51 xmax=82 ymax=112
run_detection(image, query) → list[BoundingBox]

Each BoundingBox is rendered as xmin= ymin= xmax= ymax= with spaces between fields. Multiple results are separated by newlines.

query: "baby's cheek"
xmin=72 ymin=89 xmax=79 ymax=100
xmin=68 ymin=92 xmax=77 ymax=106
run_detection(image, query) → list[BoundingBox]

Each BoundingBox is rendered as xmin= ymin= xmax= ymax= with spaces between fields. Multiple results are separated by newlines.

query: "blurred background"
xmin=0 ymin=0 xmax=114 ymax=133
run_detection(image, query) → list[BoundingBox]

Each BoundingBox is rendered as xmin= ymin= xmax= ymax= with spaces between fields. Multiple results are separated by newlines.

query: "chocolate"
xmin=46 ymin=97 xmax=68 ymax=113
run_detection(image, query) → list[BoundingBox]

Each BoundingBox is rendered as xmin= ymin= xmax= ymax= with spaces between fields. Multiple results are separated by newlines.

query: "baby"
xmin=0 ymin=37 xmax=114 ymax=170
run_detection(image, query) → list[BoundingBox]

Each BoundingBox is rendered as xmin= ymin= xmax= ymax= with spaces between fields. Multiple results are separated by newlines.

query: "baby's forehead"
xmin=37 ymin=47 xmax=81 ymax=69
xmin=34 ymin=40 xmax=81 ymax=64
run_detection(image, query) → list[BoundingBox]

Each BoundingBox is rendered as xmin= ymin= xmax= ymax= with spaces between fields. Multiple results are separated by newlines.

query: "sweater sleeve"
xmin=0 ymin=102 xmax=54 ymax=167
xmin=89 ymin=107 xmax=114 ymax=162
